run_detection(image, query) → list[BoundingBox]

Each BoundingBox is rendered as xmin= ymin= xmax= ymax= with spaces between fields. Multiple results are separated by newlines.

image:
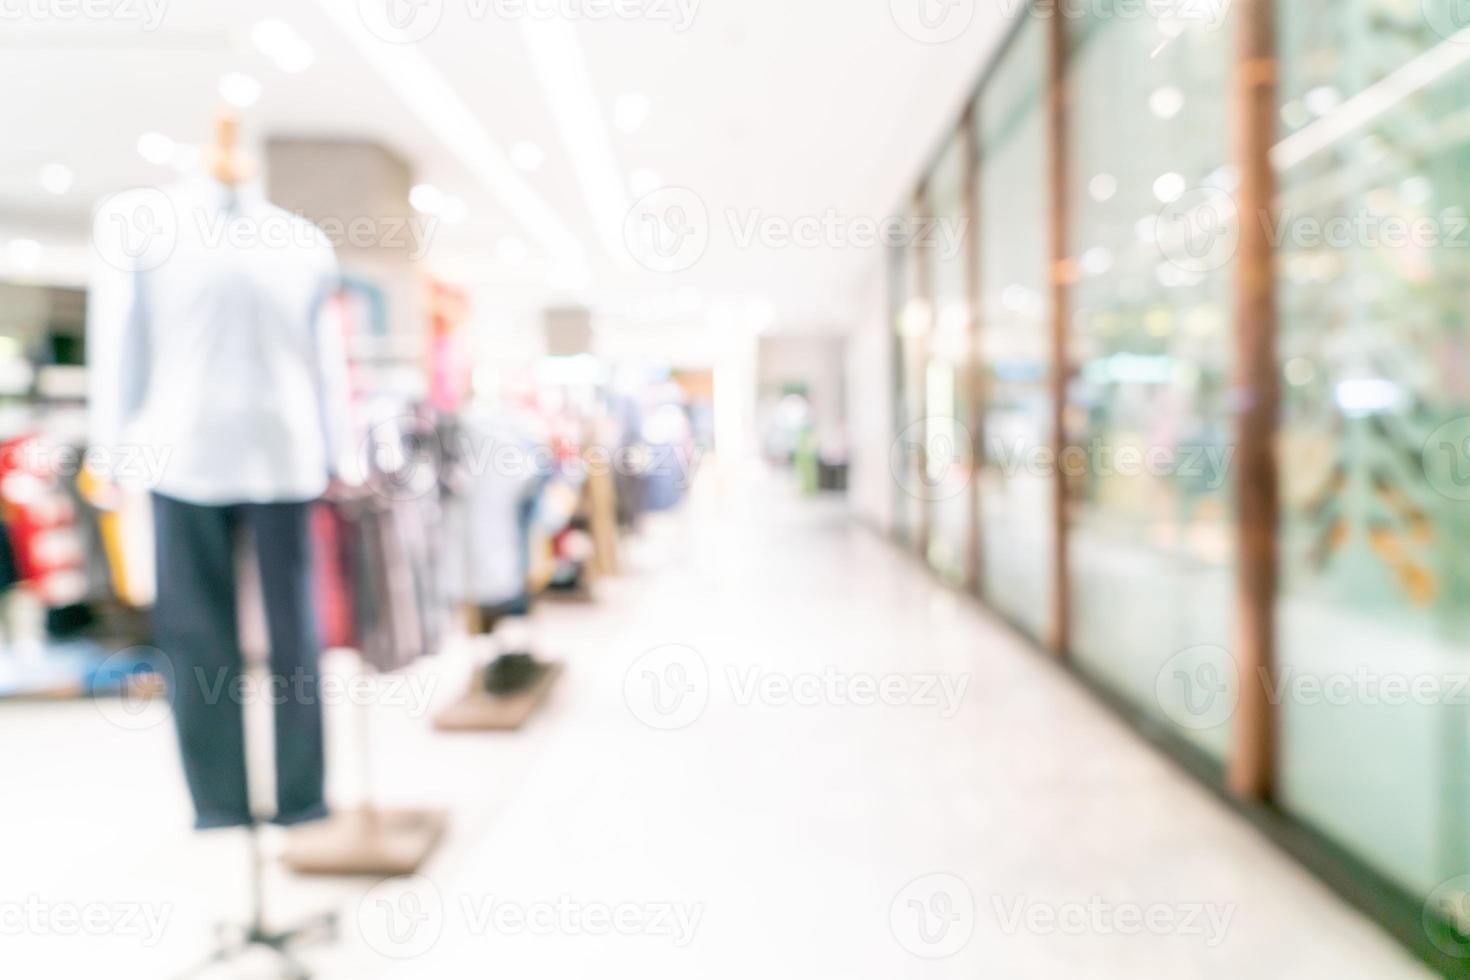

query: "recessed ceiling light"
xmin=497 ymin=236 xmax=528 ymax=266
xmin=547 ymin=264 xmax=588 ymax=290
xmin=252 ymin=20 xmax=316 ymax=74
xmin=1284 ymin=357 xmax=1316 ymax=386
xmin=1203 ymin=165 xmax=1239 ymax=192
xmin=1153 ymin=172 xmax=1186 ymax=203
xmin=938 ymin=302 xmax=968 ymax=334
xmin=171 ymin=143 xmax=201 ymax=174
xmin=1303 ymin=85 xmax=1342 ymax=117
xmin=38 ymin=164 xmax=73 ymax=195
xmin=218 ymin=72 xmax=263 ymax=108
xmin=1088 ymin=173 xmax=1117 ymax=202
xmin=748 ymin=301 xmax=777 ymax=334
xmin=1149 ymin=85 xmax=1184 ymax=120
xmin=613 ymin=92 xmax=651 ymax=134
xmin=7 ymin=239 xmax=42 ymax=270
xmin=1280 ymin=100 xmax=1310 ymax=130
xmin=1400 ymin=175 xmax=1433 ymax=205
xmin=510 ymin=141 xmax=544 ymax=172
xmin=628 ymin=169 xmax=662 ymax=198
xmin=409 ymin=183 xmax=444 ymax=214
xmin=1080 ymin=246 xmax=1113 ymax=277
xmin=440 ymin=195 xmax=468 ymax=224
xmin=137 ymin=132 xmax=175 ymax=166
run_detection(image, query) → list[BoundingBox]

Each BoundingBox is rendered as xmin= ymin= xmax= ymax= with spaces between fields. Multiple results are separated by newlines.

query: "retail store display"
xmin=440 ymin=406 xmax=546 ymax=616
xmin=585 ymin=436 xmax=621 ymax=576
xmin=435 ymin=403 xmax=565 ymax=731
xmin=0 ymin=376 xmax=153 ymax=697
xmin=4 ymin=83 xmax=704 ymax=969
xmin=89 ymin=111 xmax=345 ymax=976
xmin=89 ymin=110 xmax=351 ymax=830
xmin=434 ymin=659 xmax=565 ymax=732
xmin=150 ymin=497 xmax=329 ymax=828
xmin=0 ymin=434 xmax=105 ymax=695
xmin=283 ymin=487 xmax=447 ymax=877
xmin=536 ymin=473 xmax=597 ymax=602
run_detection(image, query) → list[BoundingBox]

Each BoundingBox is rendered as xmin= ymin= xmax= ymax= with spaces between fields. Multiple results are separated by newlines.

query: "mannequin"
xmin=205 ymin=109 xmax=255 ymax=187
xmin=88 ymin=109 xmax=355 ymax=832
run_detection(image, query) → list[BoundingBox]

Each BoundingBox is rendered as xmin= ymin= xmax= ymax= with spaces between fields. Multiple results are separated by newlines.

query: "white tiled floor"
xmin=0 ymin=475 xmax=1433 ymax=978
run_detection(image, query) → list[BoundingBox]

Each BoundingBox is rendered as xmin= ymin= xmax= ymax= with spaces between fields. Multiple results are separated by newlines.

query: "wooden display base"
xmin=433 ymin=661 xmax=564 ymax=732
xmin=281 ymin=806 xmax=446 ymax=877
xmin=540 ymin=581 xmax=595 ymax=604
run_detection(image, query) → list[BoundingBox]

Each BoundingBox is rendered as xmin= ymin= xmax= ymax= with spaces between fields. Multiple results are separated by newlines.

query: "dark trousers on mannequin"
xmin=152 ymin=493 xmax=328 ymax=830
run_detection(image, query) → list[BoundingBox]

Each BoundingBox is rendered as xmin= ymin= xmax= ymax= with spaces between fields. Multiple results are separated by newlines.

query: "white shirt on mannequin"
xmin=87 ymin=176 xmax=356 ymax=505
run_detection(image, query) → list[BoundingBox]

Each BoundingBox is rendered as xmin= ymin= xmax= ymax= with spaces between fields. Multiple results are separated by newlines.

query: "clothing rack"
xmin=281 ymin=491 xmax=447 ymax=876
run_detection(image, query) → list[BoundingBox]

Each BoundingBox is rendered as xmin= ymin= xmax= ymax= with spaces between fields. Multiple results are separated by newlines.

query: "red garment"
xmin=311 ymin=502 xmax=355 ymax=649
xmin=0 ymin=434 xmax=87 ymax=606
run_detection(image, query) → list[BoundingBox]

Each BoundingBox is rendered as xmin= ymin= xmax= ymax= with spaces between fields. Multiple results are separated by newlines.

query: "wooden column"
xmin=963 ymin=106 xmax=986 ymax=596
xmin=1044 ymin=9 xmax=1072 ymax=659
xmin=1228 ymin=0 xmax=1281 ymax=801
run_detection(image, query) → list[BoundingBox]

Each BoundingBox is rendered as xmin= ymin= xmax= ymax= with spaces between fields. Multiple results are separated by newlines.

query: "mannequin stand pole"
xmin=176 ymin=823 xmax=338 ymax=979
xmin=281 ymin=657 xmax=446 ymax=877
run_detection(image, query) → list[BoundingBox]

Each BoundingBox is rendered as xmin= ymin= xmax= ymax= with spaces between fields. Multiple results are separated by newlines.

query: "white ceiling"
xmin=0 ymin=0 xmax=1010 ymax=336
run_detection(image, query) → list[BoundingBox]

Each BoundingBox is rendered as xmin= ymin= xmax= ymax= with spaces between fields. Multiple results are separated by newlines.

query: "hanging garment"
xmin=0 ymin=513 xmax=17 ymax=592
xmin=0 ymin=434 xmax=89 ymax=608
xmin=584 ymin=449 xmax=620 ymax=576
xmin=87 ymin=175 xmax=356 ymax=505
xmin=447 ymin=410 xmax=544 ymax=607
xmin=310 ymin=503 xmax=355 ymax=651
xmin=378 ymin=502 xmax=422 ymax=668
xmin=77 ymin=469 xmax=156 ymax=607
xmin=318 ymin=497 xmax=433 ymax=675
xmin=151 ymin=493 xmax=327 ymax=830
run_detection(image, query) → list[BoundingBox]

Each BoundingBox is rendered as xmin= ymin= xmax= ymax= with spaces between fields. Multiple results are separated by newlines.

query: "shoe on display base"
xmin=434 ymin=661 xmax=565 ymax=732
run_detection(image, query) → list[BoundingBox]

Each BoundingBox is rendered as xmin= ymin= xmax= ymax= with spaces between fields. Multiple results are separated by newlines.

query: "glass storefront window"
xmin=925 ymin=135 xmax=974 ymax=587
xmin=977 ymin=22 xmax=1052 ymax=641
xmin=1064 ymin=8 xmax=1236 ymax=759
xmin=888 ymin=242 xmax=916 ymax=547
xmin=882 ymin=0 xmax=1470 ymax=942
xmin=1275 ymin=0 xmax=1470 ymax=897
xmin=893 ymin=231 xmax=928 ymax=551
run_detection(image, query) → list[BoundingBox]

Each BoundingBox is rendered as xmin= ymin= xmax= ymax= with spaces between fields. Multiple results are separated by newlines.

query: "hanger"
xmin=205 ymin=109 xmax=255 ymax=187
